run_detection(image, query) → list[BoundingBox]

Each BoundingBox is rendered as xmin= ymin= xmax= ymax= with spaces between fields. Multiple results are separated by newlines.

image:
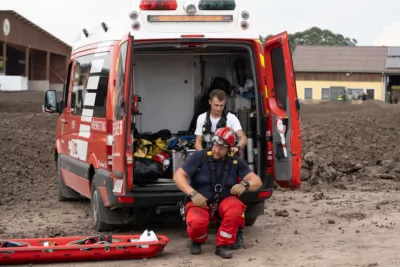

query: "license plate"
xmin=112 ymin=179 xmax=123 ymax=193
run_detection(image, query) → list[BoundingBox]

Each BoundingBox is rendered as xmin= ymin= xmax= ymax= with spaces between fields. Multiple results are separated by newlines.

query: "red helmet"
xmin=212 ymin=127 xmax=235 ymax=147
xmin=152 ymin=152 xmax=170 ymax=171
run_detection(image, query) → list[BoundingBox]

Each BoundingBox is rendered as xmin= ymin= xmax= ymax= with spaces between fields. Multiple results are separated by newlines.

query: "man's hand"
xmin=230 ymin=183 xmax=247 ymax=196
xmin=231 ymin=146 xmax=240 ymax=154
xmin=191 ymin=193 xmax=208 ymax=208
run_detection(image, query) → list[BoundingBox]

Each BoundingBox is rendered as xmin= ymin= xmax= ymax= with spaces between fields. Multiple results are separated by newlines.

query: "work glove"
xmin=230 ymin=183 xmax=247 ymax=196
xmin=191 ymin=193 xmax=208 ymax=208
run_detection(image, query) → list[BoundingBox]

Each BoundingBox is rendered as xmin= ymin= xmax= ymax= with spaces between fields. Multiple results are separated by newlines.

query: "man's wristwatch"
xmin=240 ymin=181 xmax=250 ymax=191
xmin=188 ymin=190 xmax=198 ymax=198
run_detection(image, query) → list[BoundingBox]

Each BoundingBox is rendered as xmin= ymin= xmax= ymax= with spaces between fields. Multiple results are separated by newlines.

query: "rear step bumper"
xmin=94 ymin=170 xmax=273 ymax=209
xmin=108 ymin=190 xmax=273 ymax=209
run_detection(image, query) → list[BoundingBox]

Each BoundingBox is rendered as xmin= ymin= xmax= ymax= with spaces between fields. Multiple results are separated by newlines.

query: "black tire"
xmin=245 ymin=217 xmax=258 ymax=226
xmin=56 ymin=156 xmax=80 ymax=201
xmin=90 ymin=183 xmax=117 ymax=232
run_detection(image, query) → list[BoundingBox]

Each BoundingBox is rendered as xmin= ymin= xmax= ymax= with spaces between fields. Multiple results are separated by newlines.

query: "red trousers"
xmin=185 ymin=196 xmax=246 ymax=246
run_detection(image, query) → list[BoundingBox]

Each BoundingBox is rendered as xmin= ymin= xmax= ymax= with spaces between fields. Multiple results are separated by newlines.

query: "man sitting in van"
xmin=194 ymin=89 xmax=247 ymax=153
xmin=173 ymin=127 xmax=262 ymax=259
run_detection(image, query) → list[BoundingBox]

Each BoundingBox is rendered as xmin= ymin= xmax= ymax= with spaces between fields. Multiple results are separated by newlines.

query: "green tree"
xmin=262 ymin=27 xmax=358 ymax=52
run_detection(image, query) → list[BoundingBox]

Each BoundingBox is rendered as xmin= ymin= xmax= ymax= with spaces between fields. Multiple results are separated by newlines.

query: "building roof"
xmin=0 ymin=10 xmax=71 ymax=49
xmin=292 ymin=45 xmax=400 ymax=74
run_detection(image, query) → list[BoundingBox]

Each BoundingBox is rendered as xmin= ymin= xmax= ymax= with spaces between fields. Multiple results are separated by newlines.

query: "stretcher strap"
xmin=66 ymin=235 xmax=112 ymax=246
xmin=0 ymin=240 xmax=31 ymax=248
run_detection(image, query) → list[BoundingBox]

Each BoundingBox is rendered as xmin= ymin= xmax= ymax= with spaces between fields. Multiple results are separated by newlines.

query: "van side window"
xmin=63 ymin=62 xmax=73 ymax=105
xmin=114 ymin=41 xmax=128 ymax=120
xmin=71 ymin=52 xmax=111 ymax=118
xmin=270 ymin=47 xmax=288 ymax=110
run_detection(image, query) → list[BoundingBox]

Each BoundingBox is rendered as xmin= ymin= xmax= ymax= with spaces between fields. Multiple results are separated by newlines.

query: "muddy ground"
xmin=1 ymin=91 xmax=400 ymax=266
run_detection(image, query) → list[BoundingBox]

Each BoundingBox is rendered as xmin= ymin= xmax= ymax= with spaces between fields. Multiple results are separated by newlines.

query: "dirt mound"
xmin=300 ymin=100 xmax=400 ymax=190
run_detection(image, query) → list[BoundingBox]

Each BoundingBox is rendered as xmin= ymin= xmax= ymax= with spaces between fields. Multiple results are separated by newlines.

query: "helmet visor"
xmin=211 ymin=135 xmax=229 ymax=147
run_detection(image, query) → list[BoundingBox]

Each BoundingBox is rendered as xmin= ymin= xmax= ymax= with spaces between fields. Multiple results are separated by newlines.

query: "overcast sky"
xmin=0 ymin=0 xmax=399 ymax=47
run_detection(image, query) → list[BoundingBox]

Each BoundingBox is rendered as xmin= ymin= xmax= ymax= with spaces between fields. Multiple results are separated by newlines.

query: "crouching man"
xmin=173 ymin=127 xmax=262 ymax=259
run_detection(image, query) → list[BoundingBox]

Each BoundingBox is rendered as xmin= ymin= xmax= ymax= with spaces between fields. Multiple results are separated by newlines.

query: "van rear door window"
xmin=270 ymin=47 xmax=287 ymax=111
xmin=114 ymin=41 xmax=128 ymax=121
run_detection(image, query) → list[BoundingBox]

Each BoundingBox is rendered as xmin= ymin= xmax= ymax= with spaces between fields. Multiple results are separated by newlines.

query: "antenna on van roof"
xmin=101 ymin=22 xmax=108 ymax=32
xmin=82 ymin=28 xmax=89 ymax=38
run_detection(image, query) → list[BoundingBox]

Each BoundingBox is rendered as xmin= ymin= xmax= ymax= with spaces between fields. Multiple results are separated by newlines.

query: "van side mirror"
xmin=43 ymin=90 xmax=58 ymax=113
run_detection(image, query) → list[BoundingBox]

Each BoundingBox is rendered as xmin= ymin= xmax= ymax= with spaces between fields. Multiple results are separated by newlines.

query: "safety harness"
xmin=198 ymin=151 xmax=239 ymax=217
xmin=209 ymin=151 xmax=238 ymax=217
xmin=202 ymin=111 xmax=228 ymax=149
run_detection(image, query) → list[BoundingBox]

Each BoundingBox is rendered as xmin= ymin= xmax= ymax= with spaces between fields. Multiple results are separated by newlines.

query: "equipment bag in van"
xmin=133 ymin=157 xmax=163 ymax=186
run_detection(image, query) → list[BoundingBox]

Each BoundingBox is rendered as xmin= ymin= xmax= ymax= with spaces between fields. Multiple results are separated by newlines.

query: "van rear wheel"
xmin=90 ymin=183 xmax=118 ymax=232
xmin=245 ymin=217 xmax=258 ymax=226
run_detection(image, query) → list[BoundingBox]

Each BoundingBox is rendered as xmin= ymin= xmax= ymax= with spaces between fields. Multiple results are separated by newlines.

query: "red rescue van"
xmin=43 ymin=0 xmax=302 ymax=231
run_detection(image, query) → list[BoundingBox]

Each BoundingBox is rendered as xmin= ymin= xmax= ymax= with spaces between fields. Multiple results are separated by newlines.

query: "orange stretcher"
xmin=0 ymin=234 xmax=170 ymax=265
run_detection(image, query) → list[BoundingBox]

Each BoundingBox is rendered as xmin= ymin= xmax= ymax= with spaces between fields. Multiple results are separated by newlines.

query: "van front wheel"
xmin=56 ymin=156 xmax=80 ymax=201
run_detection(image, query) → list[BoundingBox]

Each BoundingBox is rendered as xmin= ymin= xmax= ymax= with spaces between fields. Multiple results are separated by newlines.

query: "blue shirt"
xmin=181 ymin=150 xmax=252 ymax=203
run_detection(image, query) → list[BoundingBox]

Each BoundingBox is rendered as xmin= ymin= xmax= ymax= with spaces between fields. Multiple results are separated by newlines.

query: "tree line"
xmin=260 ymin=27 xmax=358 ymax=52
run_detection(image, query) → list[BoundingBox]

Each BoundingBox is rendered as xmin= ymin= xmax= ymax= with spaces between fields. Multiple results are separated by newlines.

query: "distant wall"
xmin=27 ymin=81 xmax=63 ymax=92
xmin=49 ymin=83 xmax=63 ymax=92
xmin=296 ymin=81 xmax=384 ymax=101
xmin=0 ymin=75 xmax=28 ymax=91
xmin=28 ymin=80 xmax=49 ymax=91
xmin=0 ymin=76 xmax=63 ymax=92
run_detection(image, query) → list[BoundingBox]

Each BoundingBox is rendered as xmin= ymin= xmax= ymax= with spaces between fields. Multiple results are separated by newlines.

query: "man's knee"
xmin=219 ymin=196 xmax=246 ymax=220
xmin=187 ymin=217 xmax=209 ymax=242
xmin=187 ymin=217 xmax=209 ymax=232
xmin=185 ymin=205 xmax=210 ymax=240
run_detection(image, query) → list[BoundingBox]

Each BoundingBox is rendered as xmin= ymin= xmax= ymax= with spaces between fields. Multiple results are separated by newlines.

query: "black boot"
xmin=215 ymin=245 xmax=233 ymax=259
xmin=230 ymin=228 xmax=243 ymax=250
xmin=190 ymin=241 xmax=202 ymax=255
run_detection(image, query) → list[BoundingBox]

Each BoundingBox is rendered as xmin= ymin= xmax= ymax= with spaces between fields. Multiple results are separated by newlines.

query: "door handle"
xmin=61 ymin=119 xmax=67 ymax=124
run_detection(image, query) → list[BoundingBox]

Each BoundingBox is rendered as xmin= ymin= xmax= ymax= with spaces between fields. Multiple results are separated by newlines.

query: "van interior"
xmin=130 ymin=42 xmax=263 ymax=186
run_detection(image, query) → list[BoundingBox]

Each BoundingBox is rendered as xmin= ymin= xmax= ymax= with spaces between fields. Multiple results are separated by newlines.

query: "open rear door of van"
xmin=112 ymin=35 xmax=134 ymax=194
xmin=263 ymin=32 xmax=302 ymax=189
